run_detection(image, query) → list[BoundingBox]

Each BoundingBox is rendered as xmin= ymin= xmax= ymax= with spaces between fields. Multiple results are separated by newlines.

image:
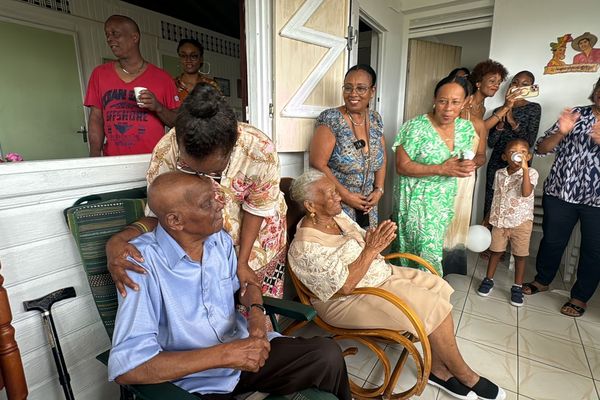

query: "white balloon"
xmin=466 ymin=225 xmax=492 ymax=253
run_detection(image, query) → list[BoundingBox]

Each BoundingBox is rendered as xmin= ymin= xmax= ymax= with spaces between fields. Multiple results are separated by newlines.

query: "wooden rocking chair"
xmin=279 ymin=178 xmax=440 ymax=400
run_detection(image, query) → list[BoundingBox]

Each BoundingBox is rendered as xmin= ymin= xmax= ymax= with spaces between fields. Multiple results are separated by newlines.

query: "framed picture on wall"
xmin=214 ymin=77 xmax=230 ymax=97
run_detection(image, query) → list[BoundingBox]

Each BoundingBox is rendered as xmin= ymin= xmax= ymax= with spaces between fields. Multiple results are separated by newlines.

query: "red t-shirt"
xmin=84 ymin=62 xmax=180 ymax=156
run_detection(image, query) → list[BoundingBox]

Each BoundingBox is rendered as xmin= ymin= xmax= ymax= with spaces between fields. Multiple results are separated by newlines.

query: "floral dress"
xmin=392 ymin=114 xmax=475 ymax=275
xmin=146 ymin=123 xmax=287 ymax=299
xmin=316 ymin=108 xmax=385 ymax=227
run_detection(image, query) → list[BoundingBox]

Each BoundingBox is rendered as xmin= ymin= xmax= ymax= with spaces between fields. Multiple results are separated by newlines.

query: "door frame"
xmin=244 ymin=0 xmax=273 ymax=138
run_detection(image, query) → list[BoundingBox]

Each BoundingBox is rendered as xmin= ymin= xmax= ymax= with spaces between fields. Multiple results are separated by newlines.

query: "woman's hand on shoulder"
xmin=364 ymin=220 xmax=397 ymax=255
xmin=440 ymin=157 xmax=476 ymax=177
xmin=106 ymin=233 xmax=147 ymax=297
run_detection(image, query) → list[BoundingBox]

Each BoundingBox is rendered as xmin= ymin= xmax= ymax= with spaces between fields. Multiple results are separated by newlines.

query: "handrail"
xmin=0 ymin=261 xmax=28 ymax=399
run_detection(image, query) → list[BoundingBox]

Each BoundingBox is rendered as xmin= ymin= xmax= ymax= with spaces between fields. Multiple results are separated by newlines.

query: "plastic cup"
xmin=133 ymin=87 xmax=147 ymax=107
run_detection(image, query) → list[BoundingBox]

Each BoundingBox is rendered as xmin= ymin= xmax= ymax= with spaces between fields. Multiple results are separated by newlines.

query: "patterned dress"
xmin=484 ymin=102 xmax=541 ymax=217
xmin=316 ymin=108 xmax=385 ymax=227
xmin=145 ymin=123 xmax=287 ymax=299
xmin=392 ymin=114 xmax=475 ymax=275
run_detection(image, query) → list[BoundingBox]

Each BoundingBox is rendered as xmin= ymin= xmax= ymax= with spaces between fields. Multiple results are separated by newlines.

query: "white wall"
xmin=421 ymin=28 xmax=491 ymax=70
xmin=359 ymin=0 xmax=407 ymax=219
xmin=476 ymin=0 xmax=600 ymax=220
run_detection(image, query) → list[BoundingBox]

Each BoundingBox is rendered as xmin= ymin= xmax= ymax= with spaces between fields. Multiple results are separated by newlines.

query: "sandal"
xmin=522 ymin=282 xmax=548 ymax=296
xmin=560 ymin=301 xmax=586 ymax=317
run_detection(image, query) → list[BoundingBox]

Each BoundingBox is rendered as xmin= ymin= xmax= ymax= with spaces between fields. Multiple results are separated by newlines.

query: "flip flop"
xmin=522 ymin=282 xmax=548 ymax=296
xmin=560 ymin=301 xmax=586 ymax=317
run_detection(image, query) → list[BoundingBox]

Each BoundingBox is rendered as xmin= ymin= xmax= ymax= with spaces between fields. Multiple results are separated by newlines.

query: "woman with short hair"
xmin=310 ymin=64 xmax=385 ymax=228
xmin=392 ymin=76 xmax=477 ymax=275
xmin=288 ymin=169 xmax=506 ymax=400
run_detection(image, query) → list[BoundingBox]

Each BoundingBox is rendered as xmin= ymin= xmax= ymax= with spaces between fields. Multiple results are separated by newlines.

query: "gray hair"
xmin=290 ymin=169 xmax=326 ymax=203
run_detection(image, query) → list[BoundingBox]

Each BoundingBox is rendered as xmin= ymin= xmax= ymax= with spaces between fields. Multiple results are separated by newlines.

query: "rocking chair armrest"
xmin=262 ymin=296 xmax=317 ymax=322
xmin=384 ymin=252 xmax=440 ymax=276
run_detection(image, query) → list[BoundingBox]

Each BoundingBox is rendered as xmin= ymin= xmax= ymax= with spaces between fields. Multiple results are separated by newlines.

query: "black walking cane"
xmin=24 ymin=287 xmax=76 ymax=400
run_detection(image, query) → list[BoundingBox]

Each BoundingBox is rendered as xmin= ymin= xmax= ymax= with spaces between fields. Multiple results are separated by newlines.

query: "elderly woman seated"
xmin=287 ymin=169 xmax=506 ymax=400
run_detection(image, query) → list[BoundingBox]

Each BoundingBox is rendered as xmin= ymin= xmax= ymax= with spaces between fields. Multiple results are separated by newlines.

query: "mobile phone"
xmin=510 ymin=84 xmax=539 ymax=99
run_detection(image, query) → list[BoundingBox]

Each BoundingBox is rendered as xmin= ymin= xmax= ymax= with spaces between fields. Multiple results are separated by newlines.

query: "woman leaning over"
xmin=310 ymin=64 xmax=385 ymax=228
xmin=523 ymin=78 xmax=600 ymax=318
xmin=288 ymin=169 xmax=506 ymax=400
xmin=174 ymin=38 xmax=220 ymax=102
xmin=392 ymin=76 xmax=476 ymax=276
xmin=106 ymin=84 xmax=287 ymax=299
xmin=484 ymin=70 xmax=541 ymax=219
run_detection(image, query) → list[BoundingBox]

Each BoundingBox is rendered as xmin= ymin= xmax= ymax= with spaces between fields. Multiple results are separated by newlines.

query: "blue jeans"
xmin=535 ymin=195 xmax=600 ymax=303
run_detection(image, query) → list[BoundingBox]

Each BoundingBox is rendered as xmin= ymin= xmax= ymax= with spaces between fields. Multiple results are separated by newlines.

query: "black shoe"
xmin=428 ymin=373 xmax=477 ymax=400
xmin=470 ymin=376 xmax=506 ymax=400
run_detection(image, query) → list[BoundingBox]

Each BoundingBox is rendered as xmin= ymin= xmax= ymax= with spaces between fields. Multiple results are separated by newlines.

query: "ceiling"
xmin=123 ymin=0 xmax=241 ymax=38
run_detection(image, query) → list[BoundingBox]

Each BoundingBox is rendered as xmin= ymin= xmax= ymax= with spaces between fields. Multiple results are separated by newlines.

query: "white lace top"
xmin=288 ymin=212 xmax=392 ymax=302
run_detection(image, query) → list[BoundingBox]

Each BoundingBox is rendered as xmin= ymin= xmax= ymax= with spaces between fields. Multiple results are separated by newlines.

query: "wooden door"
xmin=273 ymin=0 xmax=351 ymax=152
xmin=0 ymin=20 xmax=88 ymax=161
xmin=403 ymin=39 xmax=461 ymax=121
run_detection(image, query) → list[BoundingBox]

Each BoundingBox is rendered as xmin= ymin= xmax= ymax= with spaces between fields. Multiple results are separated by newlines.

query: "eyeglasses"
xmin=342 ymin=84 xmax=371 ymax=95
xmin=178 ymin=53 xmax=200 ymax=61
xmin=176 ymin=157 xmax=223 ymax=182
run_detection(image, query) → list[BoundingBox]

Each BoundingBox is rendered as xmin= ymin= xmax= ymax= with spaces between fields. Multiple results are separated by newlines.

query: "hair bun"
xmin=187 ymin=84 xmax=221 ymax=118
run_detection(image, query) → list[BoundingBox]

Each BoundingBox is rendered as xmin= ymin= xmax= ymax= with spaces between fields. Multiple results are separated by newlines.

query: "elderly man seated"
xmin=108 ymin=171 xmax=351 ymax=399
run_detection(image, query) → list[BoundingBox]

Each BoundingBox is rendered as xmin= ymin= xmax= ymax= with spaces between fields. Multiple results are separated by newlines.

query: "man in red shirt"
xmin=85 ymin=15 xmax=180 ymax=156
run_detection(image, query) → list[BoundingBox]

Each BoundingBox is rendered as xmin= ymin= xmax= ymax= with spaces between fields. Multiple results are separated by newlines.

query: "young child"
xmin=477 ymin=138 xmax=538 ymax=306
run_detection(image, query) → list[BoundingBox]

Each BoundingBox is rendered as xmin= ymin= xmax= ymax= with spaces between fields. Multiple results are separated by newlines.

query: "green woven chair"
xmin=65 ymin=192 xmax=333 ymax=400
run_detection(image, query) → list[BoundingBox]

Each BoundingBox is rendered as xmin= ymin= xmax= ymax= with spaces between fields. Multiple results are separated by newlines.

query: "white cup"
xmin=511 ymin=153 xmax=523 ymax=163
xmin=133 ymin=86 xmax=147 ymax=107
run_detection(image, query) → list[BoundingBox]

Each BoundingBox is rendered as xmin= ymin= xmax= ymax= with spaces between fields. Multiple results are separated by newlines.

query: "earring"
xmin=432 ymin=104 xmax=436 ymax=109
xmin=310 ymin=212 xmax=316 ymax=225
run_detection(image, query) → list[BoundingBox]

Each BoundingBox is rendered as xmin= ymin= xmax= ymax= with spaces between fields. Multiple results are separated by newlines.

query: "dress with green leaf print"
xmin=391 ymin=114 xmax=475 ymax=275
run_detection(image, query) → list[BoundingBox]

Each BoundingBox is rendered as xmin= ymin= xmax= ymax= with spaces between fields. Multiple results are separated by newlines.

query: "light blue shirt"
xmin=108 ymin=225 xmax=273 ymax=394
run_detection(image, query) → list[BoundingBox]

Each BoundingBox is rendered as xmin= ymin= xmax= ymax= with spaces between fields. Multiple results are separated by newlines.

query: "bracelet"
xmin=374 ymin=187 xmax=384 ymax=194
xmin=492 ymin=112 xmax=502 ymax=121
xmin=129 ymin=221 xmax=149 ymax=234
xmin=249 ymin=303 xmax=266 ymax=315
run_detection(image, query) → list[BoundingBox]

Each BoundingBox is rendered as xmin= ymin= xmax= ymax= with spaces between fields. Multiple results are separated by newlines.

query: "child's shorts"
xmin=489 ymin=220 xmax=533 ymax=257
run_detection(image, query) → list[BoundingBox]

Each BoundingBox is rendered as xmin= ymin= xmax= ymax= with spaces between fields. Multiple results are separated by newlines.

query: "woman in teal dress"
xmin=392 ymin=76 xmax=477 ymax=275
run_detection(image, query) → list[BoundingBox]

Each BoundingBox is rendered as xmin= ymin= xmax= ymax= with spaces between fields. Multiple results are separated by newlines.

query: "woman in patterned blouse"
xmin=310 ymin=64 xmax=386 ymax=228
xmin=523 ymin=78 xmax=600 ymax=318
xmin=106 ymin=84 xmax=287 ymax=300
xmin=288 ymin=169 xmax=507 ymax=400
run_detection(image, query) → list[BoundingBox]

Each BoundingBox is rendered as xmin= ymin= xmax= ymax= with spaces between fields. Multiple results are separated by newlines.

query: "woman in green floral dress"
xmin=392 ymin=76 xmax=477 ymax=275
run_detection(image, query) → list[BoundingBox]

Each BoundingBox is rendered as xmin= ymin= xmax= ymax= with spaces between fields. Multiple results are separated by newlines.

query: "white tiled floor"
xmin=294 ymin=251 xmax=600 ymax=399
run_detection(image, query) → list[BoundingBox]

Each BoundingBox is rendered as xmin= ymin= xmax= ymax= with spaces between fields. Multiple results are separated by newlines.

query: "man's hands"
xmin=225 ymin=337 xmax=271 ymax=372
xmin=247 ymin=307 xmax=268 ymax=339
xmin=106 ymin=231 xmax=146 ymax=296
xmin=136 ymin=89 xmax=164 ymax=113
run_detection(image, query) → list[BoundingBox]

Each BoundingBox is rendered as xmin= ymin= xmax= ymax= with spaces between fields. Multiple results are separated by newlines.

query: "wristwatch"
xmin=374 ymin=187 xmax=384 ymax=194
xmin=249 ymin=303 xmax=266 ymax=315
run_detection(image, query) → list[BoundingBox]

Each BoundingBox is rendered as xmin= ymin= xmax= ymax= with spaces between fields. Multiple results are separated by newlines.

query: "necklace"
xmin=346 ymin=107 xmax=366 ymax=126
xmin=119 ymin=60 xmax=146 ymax=75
